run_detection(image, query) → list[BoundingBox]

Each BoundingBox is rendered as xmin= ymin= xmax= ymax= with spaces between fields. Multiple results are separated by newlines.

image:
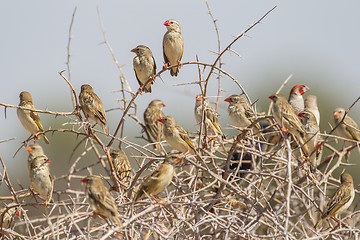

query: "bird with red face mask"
xmin=288 ymin=84 xmax=309 ymax=114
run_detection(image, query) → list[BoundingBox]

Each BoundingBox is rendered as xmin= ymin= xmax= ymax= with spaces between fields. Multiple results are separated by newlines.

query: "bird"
xmin=158 ymin=116 xmax=198 ymax=156
xmin=26 ymin=144 xmax=53 ymax=207
xmin=298 ymin=110 xmax=321 ymax=167
xmin=269 ymin=94 xmax=309 ymax=155
xmin=134 ymin=153 xmax=181 ymax=202
xmin=224 ymin=94 xmax=264 ymax=140
xmin=288 ymin=84 xmax=309 ymax=115
xmin=194 ymin=95 xmax=225 ymax=139
xmin=304 ymin=95 xmax=320 ymax=126
xmin=0 ymin=203 xmax=20 ymax=229
xmin=81 ymin=175 xmax=122 ymax=227
xmin=17 ymin=91 xmax=50 ymax=144
xmin=315 ymin=172 xmax=354 ymax=229
xmin=144 ymin=99 xmax=166 ymax=142
xmin=333 ymin=108 xmax=360 ymax=142
xmin=163 ymin=19 xmax=184 ymax=77
xmin=79 ymin=84 xmax=107 ymax=134
xmin=131 ymin=45 xmax=157 ymax=93
xmin=110 ymin=149 xmax=132 ymax=190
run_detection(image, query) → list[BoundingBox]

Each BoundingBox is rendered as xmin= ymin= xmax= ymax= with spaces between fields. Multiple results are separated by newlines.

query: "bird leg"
xmin=280 ymin=126 xmax=289 ymax=133
xmin=162 ymin=63 xmax=169 ymax=70
xmin=177 ymin=61 xmax=183 ymax=69
xmin=150 ymin=194 xmax=166 ymax=203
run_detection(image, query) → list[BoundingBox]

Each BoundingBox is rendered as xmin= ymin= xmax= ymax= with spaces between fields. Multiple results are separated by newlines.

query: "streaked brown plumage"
xmin=82 ymin=175 xmax=122 ymax=227
xmin=194 ymin=95 xmax=225 ymax=139
xmin=0 ymin=203 xmax=20 ymax=228
xmin=79 ymin=84 xmax=107 ymax=134
xmin=111 ymin=149 xmax=132 ymax=189
xmin=17 ymin=91 xmax=49 ymax=144
xmin=134 ymin=154 xmax=180 ymax=202
xmin=315 ymin=172 xmax=354 ymax=228
xmin=333 ymin=108 xmax=360 ymax=142
xmin=269 ymin=94 xmax=310 ymax=155
xmin=144 ymin=99 xmax=165 ymax=142
xmin=131 ymin=45 xmax=156 ymax=93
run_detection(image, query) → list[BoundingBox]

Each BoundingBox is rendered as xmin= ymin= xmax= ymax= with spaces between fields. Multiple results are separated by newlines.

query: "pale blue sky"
xmin=0 ymin=1 xmax=359 ymax=185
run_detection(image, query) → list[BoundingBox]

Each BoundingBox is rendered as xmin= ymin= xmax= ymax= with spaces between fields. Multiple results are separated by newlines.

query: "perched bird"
xmin=315 ymin=172 xmax=355 ymax=229
xmin=299 ymin=110 xmax=321 ymax=167
xmin=163 ymin=19 xmax=184 ymax=77
xmin=333 ymin=108 xmax=360 ymax=142
xmin=134 ymin=154 xmax=181 ymax=202
xmin=131 ymin=45 xmax=157 ymax=93
xmin=194 ymin=95 xmax=225 ymax=139
xmin=26 ymin=144 xmax=53 ymax=206
xmin=110 ymin=149 xmax=132 ymax=189
xmin=288 ymin=84 xmax=309 ymax=115
xmin=158 ymin=116 xmax=197 ymax=155
xmin=269 ymin=94 xmax=309 ymax=155
xmin=17 ymin=91 xmax=50 ymax=144
xmin=144 ymin=99 xmax=166 ymax=142
xmin=0 ymin=203 xmax=20 ymax=229
xmin=305 ymin=95 xmax=320 ymax=126
xmin=79 ymin=84 xmax=107 ymax=134
xmin=224 ymin=95 xmax=264 ymax=140
xmin=82 ymin=175 xmax=122 ymax=227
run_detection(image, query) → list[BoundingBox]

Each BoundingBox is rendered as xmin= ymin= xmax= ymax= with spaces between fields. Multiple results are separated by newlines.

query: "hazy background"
xmin=0 ymin=0 xmax=359 ymax=194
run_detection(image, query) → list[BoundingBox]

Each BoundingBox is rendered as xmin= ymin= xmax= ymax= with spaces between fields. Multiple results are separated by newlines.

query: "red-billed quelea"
xmin=163 ymin=19 xmax=184 ymax=77
xmin=79 ymin=84 xmax=107 ymax=134
xmin=82 ymin=175 xmax=122 ymax=227
xmin=17 ymin=91 xmax=50 ymax=144
xmin=131 ymin=45 xmax=156 ymax=93
xmin=299 ymin=110 xmax=321 ymax=167
xmin=333 ymin=108 xmax=360 ymax=142
xmin=0 ymin=203 xmax=20 ymax=228
xmin=224 ymin=94 xmax=264 ymax=140
xmin=144 ymin=100 xmax=165 ymax=142
xmin=134 ymin=153 xmax=181 ymax=202
xmin=288 ymin=84 xmax=309 ymax=115
xmin=110 ymin=149 xmax=132 ymax=190
xmin=269 ymin=94 xmax=309 ymax=155
xmin=26 ymin=144 xmax=53 ymax=207
xmin=305 ymin=95 xmax=320 ymax=126
xmin=315 ymin=172 xmax=354 ymax=229
xmin=194 ymin=95 xmax=225 ymax=139
xmin=158 ymin=116 xmax=201 ymax=160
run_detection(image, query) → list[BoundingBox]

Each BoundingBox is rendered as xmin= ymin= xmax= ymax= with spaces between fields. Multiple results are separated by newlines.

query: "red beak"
xmin=334 ymin=111 xmax=340 ymax=117
xmin=157 ymin=117 xmax=164 ymax=123
xmin=130 ymin=48 xmax=137 ymax=53
xmin=26 ymin=147 xmax=32 ymax=152
xmin=268 ymin=95 xmax=274 ymax=100
xmin=163 ymin=20 xmax=170 ymax=26
xmin=46 ymin=159 xmax=51 ymax=163
xmin=196 ymin=95 xmax=202 ymax=101
xmin=16 ymin=210 xmax=21 ymax=216
xmin=162 ymin=104 xmax=166 ymax=107
xmin=297 ymin=113 xmax=302 ymax=118
xmin=81 ymin=178 xmax=87 ymax=183
xmin=224 ymin=98 xmax=231 ymax=103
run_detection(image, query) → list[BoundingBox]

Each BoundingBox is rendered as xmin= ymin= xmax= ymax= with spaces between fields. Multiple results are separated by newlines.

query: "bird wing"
xmin=29 ymin=106 xmax=45 ymax=132
xmin=344 ymin=117 xmax=360 ymax=141
xmin=176 ymin=126 xmax=195 ymax=150
xmin=322 ymin=185 xmax=352 ymax=218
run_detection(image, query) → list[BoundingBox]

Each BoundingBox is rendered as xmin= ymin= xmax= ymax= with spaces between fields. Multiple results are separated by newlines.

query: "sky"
xmin=0 ymin=0 xmax=359 ymax=188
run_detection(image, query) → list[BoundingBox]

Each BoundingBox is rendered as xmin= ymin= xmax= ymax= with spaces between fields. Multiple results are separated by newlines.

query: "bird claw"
xmin=280 ymin=126 xmax=289 ymax=133
xmin=177 ymin=61 xmax=183 ymax=68
xmin=162 ymin=63 xmax=169 ymax=70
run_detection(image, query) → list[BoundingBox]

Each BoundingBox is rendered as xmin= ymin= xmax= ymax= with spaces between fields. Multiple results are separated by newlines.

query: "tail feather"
xmin=170 ymin=67 xmax=179 ymax=76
